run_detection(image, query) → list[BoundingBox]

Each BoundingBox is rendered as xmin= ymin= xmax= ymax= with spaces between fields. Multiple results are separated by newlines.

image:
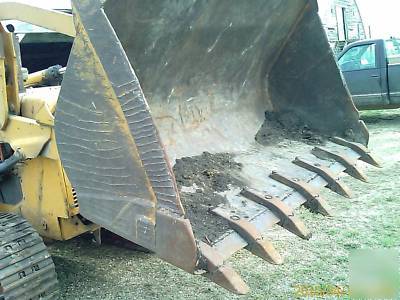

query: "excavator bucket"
xmin=55 ymin=0 xmax=378 ymax=294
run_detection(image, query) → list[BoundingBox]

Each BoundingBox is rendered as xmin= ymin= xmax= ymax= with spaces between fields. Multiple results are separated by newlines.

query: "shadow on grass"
xmin=52 ymin=238 xmax=151 ymax=261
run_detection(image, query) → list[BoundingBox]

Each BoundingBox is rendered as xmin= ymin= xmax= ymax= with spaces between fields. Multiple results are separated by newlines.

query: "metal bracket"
xmin=269 ymin=172 xmax=331 ymax=216
xmin=293 ymin=157 xmax=352 ymax=198
xmin=240 ymin=188 xmax=311 ymax=240
xmin=331 ymin=137 xmax=381 ymax=168
xmin=312 ymin=146 xmax=368 ymax=182
xmin=211 ymin=206 xmax=283 ymax=265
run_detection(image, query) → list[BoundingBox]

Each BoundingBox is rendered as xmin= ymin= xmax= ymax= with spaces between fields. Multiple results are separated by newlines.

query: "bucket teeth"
xmin=198 ymin=242 xmax=249 ymax=295
xmin=240 ymin=188 xmax=311 ymax=240
xmin=270 ymin=172 xmax=331 ymax=216
xmin=211 ymin=207 xmax=283 ymax=265
xmin=331 ymin=137 xmax=381 ymax=168
xmin=312 ymin=146 xmax=368 ymax=182
xmin=293 ymin=157 xmax=353 ymax=198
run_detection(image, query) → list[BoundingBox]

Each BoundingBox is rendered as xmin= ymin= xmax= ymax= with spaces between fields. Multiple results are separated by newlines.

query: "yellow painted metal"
xmin=62 ymin=171 xmax=80 ymax=217
xmin=0 ymin=25 xmax=19 ymax=114
xmin=34 ymin=104 xmax=54 ymax=126
xmin=0 ymin=36 xmax=8 ymax=129
xmin=16 ymin=158 xmax=67 ymax=238
xmin=0 ymin=115 xmax=51 ymax=158
xmin=0 ymin=2 xmax=75 ymax=37
xmin=58 ymin=215 xmax=98 ymax=240
xmin=0 ymin=93 xmax=97 ymax=240
xmin=21 ymin=86 xmax=59 ymax=115
xmin=40 ymin=130 xmax=61 ymax=160
xmin=25 ymin=70 xmax=46 ymax=88
xmin=0 ymin=156 xmax=98 ymax=240
xmin=20 ymin=87 xmax=60 ymax=126
xmin=0 ymin=4 xmax=97 ymax=242
xmin=0 ymin=105 xmax=98 ymax=239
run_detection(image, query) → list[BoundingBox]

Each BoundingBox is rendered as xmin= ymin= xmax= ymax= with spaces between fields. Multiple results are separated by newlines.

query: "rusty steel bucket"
xmin=55 ymin=0 xmax=378 ymax=293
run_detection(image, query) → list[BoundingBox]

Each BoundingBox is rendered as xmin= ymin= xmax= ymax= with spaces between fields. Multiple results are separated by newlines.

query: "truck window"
xmin=385 ymin=39 xmax=400 ymax=65
xmin=338 ymin=44 xmax=376 ymax=72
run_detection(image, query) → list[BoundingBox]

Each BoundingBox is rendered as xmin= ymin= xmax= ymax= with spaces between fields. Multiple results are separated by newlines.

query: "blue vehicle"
xmin=338 ymin=38 xmax=400 ymax=110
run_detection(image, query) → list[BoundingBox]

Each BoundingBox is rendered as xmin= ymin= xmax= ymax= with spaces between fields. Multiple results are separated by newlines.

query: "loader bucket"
xmin=55 ymin=0 xmax=377 ymax=294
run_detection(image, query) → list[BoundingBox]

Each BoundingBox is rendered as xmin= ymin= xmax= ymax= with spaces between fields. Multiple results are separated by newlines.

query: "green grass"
xmin=49 ymin=110 xmax=400 ymax=299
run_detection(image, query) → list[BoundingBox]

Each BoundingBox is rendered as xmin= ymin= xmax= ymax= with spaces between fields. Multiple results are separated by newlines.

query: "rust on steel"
xmin=269 ymin=172 xmax=331 ymax=216
xmin=312 ymin=147 xmax=368 ymax=182
xmin=293 ymin=157 xmax=353 ymax=198
xmin=211 ymin=207 xmax=283 ymax=265
xmin=331 ymin=137 xmax=381 ymax=168
xmin=240 ymin=188 xmax=311 ymax=240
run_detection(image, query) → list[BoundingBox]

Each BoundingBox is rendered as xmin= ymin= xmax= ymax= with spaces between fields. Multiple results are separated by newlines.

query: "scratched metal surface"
xmin=56 ymin=0 xmax=370 ymax=264
xmin=104 ymin=0 xmax=368 ymax=163
xmin=56 ymin=0 xmax=183 ymax=251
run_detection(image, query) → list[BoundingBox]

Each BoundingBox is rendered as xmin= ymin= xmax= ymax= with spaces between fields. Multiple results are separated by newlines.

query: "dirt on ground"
xmin=49 ymin=109 xmax=400 ymax=299
xmin=256 ymin=111 xmax=326 ymax=145
xmin=173 ymin=152 xmax=244 ymax=242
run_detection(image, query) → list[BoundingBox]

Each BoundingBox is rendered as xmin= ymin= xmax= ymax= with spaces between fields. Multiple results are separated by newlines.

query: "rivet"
xmin=230 ymin=215 xmax=240 ymax=221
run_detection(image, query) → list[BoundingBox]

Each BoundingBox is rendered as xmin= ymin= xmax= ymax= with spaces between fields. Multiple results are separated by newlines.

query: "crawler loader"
xmin=0 ymin=0 xmax=381 ymax=298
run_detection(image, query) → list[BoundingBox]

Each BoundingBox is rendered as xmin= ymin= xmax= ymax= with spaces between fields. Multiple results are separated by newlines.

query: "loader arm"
xmin=0 ymin=2 xmax=75 ymax=37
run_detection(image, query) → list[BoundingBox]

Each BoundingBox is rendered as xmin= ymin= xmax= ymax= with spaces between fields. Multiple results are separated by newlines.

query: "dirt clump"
xmin=173 ymin=152 xmax=243 ymax=243
xmin=256 ymin=111 xmax=325 ymax=145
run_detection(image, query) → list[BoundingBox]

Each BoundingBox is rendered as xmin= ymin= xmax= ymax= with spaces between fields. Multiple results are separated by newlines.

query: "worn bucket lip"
xmin=199 ymin=143 xmax=363 ymax=259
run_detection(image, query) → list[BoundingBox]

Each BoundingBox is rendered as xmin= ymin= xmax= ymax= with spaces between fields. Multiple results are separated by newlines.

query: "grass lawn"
xmin=50 ymin=109 xmax=400 ymax=299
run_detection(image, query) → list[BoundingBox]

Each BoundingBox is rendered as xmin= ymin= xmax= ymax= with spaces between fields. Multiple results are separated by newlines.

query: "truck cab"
xmin=338 ymin=38 xmax=400 ymax=110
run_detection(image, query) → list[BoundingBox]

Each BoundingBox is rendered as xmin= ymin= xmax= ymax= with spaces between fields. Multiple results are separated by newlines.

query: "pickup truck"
xmin=338 ymin=38 xmax=400 ymax=110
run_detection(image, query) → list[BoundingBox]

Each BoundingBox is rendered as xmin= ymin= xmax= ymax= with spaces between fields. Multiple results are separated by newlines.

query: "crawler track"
xmin=0 ymin=213 xmax=58 ymax=300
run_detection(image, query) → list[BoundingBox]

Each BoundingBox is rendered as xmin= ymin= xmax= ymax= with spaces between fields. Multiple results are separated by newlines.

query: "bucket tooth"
xmin=270 ymin=172 xmax=331 ymax=216
xmin=198 ymin=242 xmax=249 ymax=295
xmin=211 ymin=207 xmax=283 ymax=265
xmin=331 ymin=137 xmax=381 ymax=168
xmin=240 ymin=188 xmax=311 ymax=240
xmin=293 ymin=157 xmax=352 ymax=198
xmin=312 ymin=147 xmax=368 ymax=182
